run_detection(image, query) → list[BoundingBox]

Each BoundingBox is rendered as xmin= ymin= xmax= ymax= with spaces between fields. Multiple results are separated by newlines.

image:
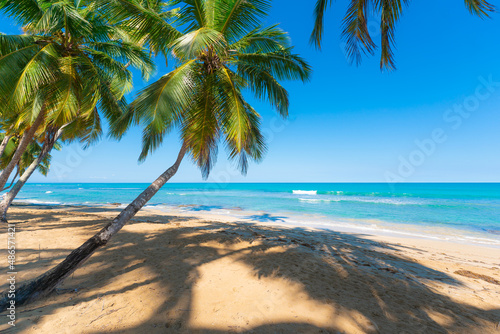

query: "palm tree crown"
xmin=0 ymin=0 xmax=155 ymax=142
xmin=109 ymin=0 xmax=311 ymax=177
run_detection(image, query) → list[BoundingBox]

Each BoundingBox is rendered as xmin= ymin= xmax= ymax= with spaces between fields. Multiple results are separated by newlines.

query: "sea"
xmin=13 ymin=183 xmax=500 ymax=247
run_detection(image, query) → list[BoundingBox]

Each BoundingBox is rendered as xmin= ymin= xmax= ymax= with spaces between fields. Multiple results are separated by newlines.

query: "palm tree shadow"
xmin=1 ymin=208 xmax=499 ymax=333
xmin=244 ymin=213 xmax=287 ymax=222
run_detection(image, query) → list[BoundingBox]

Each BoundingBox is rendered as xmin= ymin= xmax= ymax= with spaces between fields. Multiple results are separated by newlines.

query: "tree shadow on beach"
xmin=1 ymin=208 xmax=499 ymax=333
xmin=244 ymin=213 xmax=288 ymax=222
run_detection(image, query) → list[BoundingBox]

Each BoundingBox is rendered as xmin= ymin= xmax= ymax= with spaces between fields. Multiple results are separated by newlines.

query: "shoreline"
xmin=12 ymin=200 xmax=500 ymax=249
xmin=1 ymin=205 xmax=500 ymax=333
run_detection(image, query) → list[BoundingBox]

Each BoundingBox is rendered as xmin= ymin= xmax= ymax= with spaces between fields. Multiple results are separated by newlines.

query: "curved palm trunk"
xmin=0 ymin=165 xmax=20 ymax=192
xmin=0 ymin=127 xmax=64 ymax=223
xmin=0 ymin=134 xmax=12 ymax=158
xmin=0 ymin=110 xmax=45 ymax=190
xmin=0 ymin=144 xmax=187 ymax=311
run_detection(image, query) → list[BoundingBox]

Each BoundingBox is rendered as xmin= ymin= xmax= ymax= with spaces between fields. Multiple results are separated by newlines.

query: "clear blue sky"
xmin=1 ymin=1 xmax=499 ymax=183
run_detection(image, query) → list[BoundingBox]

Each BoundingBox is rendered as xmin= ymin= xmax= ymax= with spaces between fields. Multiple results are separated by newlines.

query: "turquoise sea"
xmin=13 ymin=183 xmax=500 ymax=246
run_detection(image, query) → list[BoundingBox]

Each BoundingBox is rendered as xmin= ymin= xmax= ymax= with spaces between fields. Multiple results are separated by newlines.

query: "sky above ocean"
xmin=1 ymin=1 xmax=499 ymax=183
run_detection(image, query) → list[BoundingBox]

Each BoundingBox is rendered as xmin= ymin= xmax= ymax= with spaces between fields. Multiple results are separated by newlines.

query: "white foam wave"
xmin=293 ymin=190 xmax=317 ymax=195
xmin=352 ymin=197 xmax=421 ymax=205
xmin=15 ymin=199 xmax=61 ymax=205
xmin=299 ymin=196 xmax=422 ymax=206
xmin=299 ymin=198 xmax=339 ymax=203
xmin=45 ymin=191 xmax=53 ymax=194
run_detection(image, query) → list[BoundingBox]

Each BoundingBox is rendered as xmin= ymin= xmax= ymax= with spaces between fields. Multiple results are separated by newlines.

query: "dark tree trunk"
xmin=0 ymin=109 xmax=45 ymax=190
xmin=0 ymin=144 xmax=187 ymax=311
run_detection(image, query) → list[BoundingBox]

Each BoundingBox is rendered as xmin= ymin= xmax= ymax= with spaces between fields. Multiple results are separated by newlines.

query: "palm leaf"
xmin=236 ymin=61 xmax=289 ymax=117
xmin=310 ymin=0 xmax=333 ymax=49
xmin=230 ymin=24 xmax=289 ymax=53
xmin=214 ymin=0 xmax=270 ymax=41
xmin=234 ymin=49 xmax=312 ymax=82
xmin=170 ymin=27 xmax=227 ymax=60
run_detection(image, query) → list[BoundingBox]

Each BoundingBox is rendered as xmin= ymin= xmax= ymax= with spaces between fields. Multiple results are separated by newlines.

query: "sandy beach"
xmin=1 ymin=204 xmax=499 ymax=333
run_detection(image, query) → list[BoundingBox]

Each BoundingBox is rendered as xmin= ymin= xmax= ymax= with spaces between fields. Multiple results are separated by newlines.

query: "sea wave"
xmin=293 ymin=190 xmax=317 ymax=195
xmin=299 ymin=198 xmax=340 ymax=203
xmin=321 ymin=190 xmax=411 ymax=198
xmin=15 ymin=199 xmax=61 ymax=205
xmin=45 ymin=191 xmax=53 ymax=194
xmin=299 ymin=196 xmax=423 ymax=205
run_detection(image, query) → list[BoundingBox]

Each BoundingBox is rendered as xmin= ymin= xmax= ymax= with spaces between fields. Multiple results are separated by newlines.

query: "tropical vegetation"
xmin=0 ymin=0 xmax=154 ymax=221
xmin=0 ymin=0 xmax=495 ymax=310
xmin=0 ymin=0 xmax=311 ymax=308
xmin=311 ymin=0 xmax=495 ymax=70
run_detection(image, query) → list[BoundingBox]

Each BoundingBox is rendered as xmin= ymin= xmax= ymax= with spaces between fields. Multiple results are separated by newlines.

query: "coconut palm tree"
xmin=310 ymin=0 xmax=495 ymax=70
xmin=0 ymin=132 xmax=58 ymax=192
xmin=0 ymin=112 xmax=101 ymax=221
xmin=0 ymin=131 xmax=59 ymax=180
xmin=0 ymin=133 xmax=13 ymax=159
xmin=0 ymin=0 xmax=154 ymax=190
xmin=0 ymin=0 xmax=311 ymax=309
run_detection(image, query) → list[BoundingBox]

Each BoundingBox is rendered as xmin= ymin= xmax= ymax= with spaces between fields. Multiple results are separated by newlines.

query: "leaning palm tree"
xmin=310 ymin=0 xmax=495 ymax=70
xmin=0 ymin=0 xmax=154 ymax=191
xmin=0 ymin=0 xmax=311 ymax=309
xmin=0 ymin=133 xmax=57 ymax=191
xmin=0 ymin=131 xmax=59 ymax=185
xmin=0 ymin=112 xmax=100 ymax=221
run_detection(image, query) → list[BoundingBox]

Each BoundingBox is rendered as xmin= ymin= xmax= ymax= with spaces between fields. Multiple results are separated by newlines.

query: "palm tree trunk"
xmin=0 ymin=127 xmax=64 ymax=223
xmin=0 ymin=144 xmax=187 ymax=311
xmin=0 ymin=109 xmax=45 ymax=190
xmin=0 ymin=165 xmax=20 ymax=192
xmin=0 ymin=134 xmax=12 ymax=158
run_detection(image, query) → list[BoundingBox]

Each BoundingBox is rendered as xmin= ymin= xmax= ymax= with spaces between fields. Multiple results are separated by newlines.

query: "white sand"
xmin=0 ymin=205 xmax=499 ymax=333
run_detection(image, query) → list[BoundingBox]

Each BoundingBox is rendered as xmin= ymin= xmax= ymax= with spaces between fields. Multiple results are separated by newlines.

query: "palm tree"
xmin=0 ymin=133 xmax=13 ymax=159
xmin=0 ymin=112 xmax=101 ymax=220
xmin=0 ymin=0 xmax=154 ymax=191
xmin=0 ymin=132 xmax=58 ymax=192
xmin=310 ymin=0 xmax=495 ymax=70
xmin=0 ymin=0 xmax=311 ymax=310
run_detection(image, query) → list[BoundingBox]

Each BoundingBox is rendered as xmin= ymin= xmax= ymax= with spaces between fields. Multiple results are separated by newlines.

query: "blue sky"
xmin=2 ymin=0 xmax=500 ymax=183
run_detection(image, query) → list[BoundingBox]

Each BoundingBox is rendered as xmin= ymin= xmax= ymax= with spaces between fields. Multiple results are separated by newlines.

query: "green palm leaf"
xmin=311 ymin=0 xmax=495 ymax=70
xmin=119 ymin=0 xmax=311 ymax=178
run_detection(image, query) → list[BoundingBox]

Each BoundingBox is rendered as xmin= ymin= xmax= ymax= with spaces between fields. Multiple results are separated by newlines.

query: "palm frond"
xmin=340 ymin=0 xmax=377 ymax=67
xmin=181 ymin=72 xmax=220 ymax=178
xmin=0 ymin=34 xmax=37 ymax=56
xmin=85 ymin=41 xmax=155 ymax=79
xmin=464 ymin=0 xmax=495 ymax=17
xmin=226 ymin=102 xmax=266 ymax=175
xmin=173 ymin=0 xmax=205 ymax=31
xmin=214 ymin=0 xmax=271 ymax=41
xmin=236 ymin=62 xmax=289 ymax=117
xmin=234 ymin=49 xmax=312 ymax=82
xmin=230 ymin=24 xmax=289 ymax=53
xmin=0 ymin=0 xmax=45 ymax=26
xmin=28 ymin=1 xmax=92 ymax=37
xmin=1 ymin=43 xmax=60 ymax=112
xmin=170 ymin=27 xmax=227 ymax=60
xmin=119 ymin=60 xmax=198 ymax=159
xmin=216 ymin=66 xmax=250 ymax=154
xmin=96 ymin=0 xmax=181 ymax=56
xmin=310 ymin=0 xmax=333 ymax=49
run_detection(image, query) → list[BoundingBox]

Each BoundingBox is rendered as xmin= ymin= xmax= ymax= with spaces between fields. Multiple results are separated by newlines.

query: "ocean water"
xmin=13 ymin=183 xmax=500 ymax=246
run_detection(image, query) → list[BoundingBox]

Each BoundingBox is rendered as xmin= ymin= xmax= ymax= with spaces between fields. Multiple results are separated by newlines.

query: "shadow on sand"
xmin=244 ymin=213 xmax=287 ymax=222
xmin=1 ymin=207 xmax=499 ymax=333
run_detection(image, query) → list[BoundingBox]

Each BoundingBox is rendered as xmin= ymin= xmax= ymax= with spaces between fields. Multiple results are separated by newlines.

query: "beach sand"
xmin=0 ymin=205 xmax=499 ymax=333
